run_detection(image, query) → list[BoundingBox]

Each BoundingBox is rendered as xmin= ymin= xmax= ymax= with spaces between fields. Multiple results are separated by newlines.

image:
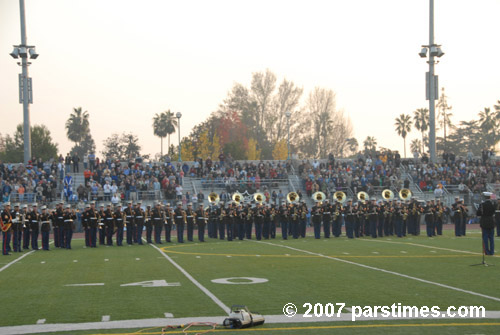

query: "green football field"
xmin=1 ymin=228 xmax=499 ymax=335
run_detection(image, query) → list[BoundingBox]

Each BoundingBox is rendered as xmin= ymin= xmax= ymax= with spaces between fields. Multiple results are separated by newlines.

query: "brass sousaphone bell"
xmin=333 ymin=191 xmax=347 ymax=204
xmin=312 ymin=191 xmax=326 ymax=203
xmin=287 ymin=191 xmax=300 ymax=203
xmin=399 ymin=188 xmax=412 ymax=200
xmin=357 ymin=191 xmax=369 ymax=203
xmin=208 ymin=192 xmax=220 ymax=204
xmin=254 ymin=192 xmax=265 ymax=203
xmin=232 ymin=192 xmax=244 ymax=205
xmin=382 ymin=189 xmax=394 ymax=200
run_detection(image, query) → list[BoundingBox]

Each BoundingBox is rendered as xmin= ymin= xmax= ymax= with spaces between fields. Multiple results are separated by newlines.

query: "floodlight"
xmin=18 ymin=47 xmax=27 ymax=58
xmin=419 ymin=47 xmax=427 ymax=58
xmin=435 ymin=47 xmax=444 ymax=58
xmin=28 ymin=47 xmax=39 ymax=59
xmin=10 ymin=47 xmax=19 ymax=59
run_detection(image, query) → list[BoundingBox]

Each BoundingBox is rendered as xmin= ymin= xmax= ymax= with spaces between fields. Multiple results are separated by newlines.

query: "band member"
xmin=321 ymin=200 xmax=331 ymax=238
xmin=29 ymin=203 xmax=40 ymax=250
xmin=40 ymin=206 xmax=51 ymax=251
xmin=124 ymin=201 xmax=135 ymax=245
xmin=254 ymin=203 xmax=264 ymax=241
xmin=22 ymin=204 xmax=30 ymax=249
xmin=344 ymin=199 xmax=354 ymax=238
xmin=476 ymin=192 xmax=497 ymax=255
xmin=98 ymin=204 xmax=106 ymax=245
xmin=114 ymin=204 xmax=124 ymax=246
xmin=270 ymin=204 xmax=277 ymax=239
xmin=1 ymin=202 xmax=13 ymax=255
xmin=299 ymin=202 xmax=308 ymax=238
xmin=62 ymin=204 xmax=76 ymax=249
xmin=152 ymin=202 xmax=163 ymax=244
xmin=144 ymin=204 xmax=153 ymax=244
xmin=52 ymin=202 xmax=63 ymax=248
xmin=262 ymin=204 xmax=271 ymax=239
xmin=245 ymin=204 xmax=253 ymax=239
xmin=134 ymin=202 xmax=145 ymax=245
xmin=496 ymin=199 xmax=500 ymax=237
xmin=368 ymin=198 xmax=379 ymax=238
xmin=195 ymin=204 xmax=207 ymax=242
xmin=11 ymin=203 xmax=22 ymax=252
xmin=311 ymin=201 xmax=323 ymax=239
xmin=81 ymin=204 xmax=91 ymax=247
xmin=164 ymin=203 xmax=173 ymax=243
xmin=104 ymin=204 xmax=114 ymax=246
xmin=378 ymin=201 xmax=386 ymax=238
xmin=354 ymin=202 xmax=362 ymax=237
xmin=88 ymin=202 xmax=100 ymax=248
xmin=289 ymin=203 xmax=300 ymax=239
xmin=218 ymin=202 xmax=226 ymax=240
xmin=451 ymin=197 xmax=462 ymax=237
xmin=225 ymin=202 xmax=234 ymax=241
xmin=185 ymin=203 xmax=195 ymax=242
xmin=408 ymin=198 xmax=419 ymax=236
xmin=237 ymin=204 xmax=246 ymax=240
xmin=278 ymin=202 xmax=288 ymax=240
xmin=459 ymin=199 xmax=469 ymax=236
xmin=208 ymin=201 xmax=218 ymax=238
xmin=332 ymin=199 xmax=343 ymax=237
xmin=394 ymin=201 xmax=403 ymax=238
xmin=424 ymin=200 xmax=435 ymax=237
xmin=434 ymin=199 xmax=444 ymax=235
xmin=174 ymin=202 xmax=185 ymax=243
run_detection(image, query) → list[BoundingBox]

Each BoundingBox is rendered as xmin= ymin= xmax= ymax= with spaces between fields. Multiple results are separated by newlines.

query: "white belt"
xmin=197 ymin=217 xmax=204 ymax=219
xmin=126 ymin=216 xmax=132 ymax=218
xmin=187 ymin=216 xmax=193 ymax=218
xmin=136 ymin=216 xmax=143 ymax=218
xmin=323 ymin=212 xmax=331 ymax=214
xmin=153 ymin=218 xmax=162 ymax=220
xmin=64 ymin=220 xmax=73 ymax=223
xmin=176 ymin=216 xmax=183 ymax=218
xmin=41 ymin=221 xmax=50 ymax=224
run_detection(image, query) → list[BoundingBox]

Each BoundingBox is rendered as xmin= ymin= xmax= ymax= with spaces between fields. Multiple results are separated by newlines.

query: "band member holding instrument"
xmin=88 ymin=202 xmax=100 ymax=248
xmin=134 ymin=202 xmax=145 ymax=245
xmin=312 ymin=201 xmax=323 ymax=239
xmin=451 ymin=196 xmax=462 ymax=237
xmin=29 ymin=203 xmax=40 ymax=250
xmin=195 ymin=204 xmax=207 ymax=242
xmin=321 ymin=200 xmax=331 ymax=239
xmin=144 ymin=204 xmax=153 ymax=244
xmin=104 ymin=204 xmax=115 ymax=246
xmin=152 ymin=202 xmax=163 ymax=244
xmin=114 ymin=204 xmax=124 ymax=246
xmin=476 ymin=192 xmax=497 ymax=255
xmin=368 ymin=198 xmax=379 ymax=238
xmin=63 ymin=204 xmax=76 ymax=249
xmin=332 ymin=199 xmax=343 ymax=238
xmin=40 ymin=206 xmax=51 ymax=251
xmin=98 ymin=204 xmax=106 ymax=245
xmin=1 ymin=202 xmax=13 ymax=255
xmin=245 ymin=203 xmax=253 ymax=239
xmin=279 ymin=202 xmax=288 ymax=240
xmin=344 ymin=199 xmax=354 ymax=239
xmin=424 ymin=200 xmax=435 ymax=237
xmin=22 ymin=204 xmax=30 ymax=250
xmin=124 ymin=201 xmax=135 ymax=245
xmin=186 ymin=203 xmax=195 ymax=242
xmin=218 ymin=202 xmax=226 ymax=240
xmin=174 ymin=201 xmax=186 ymax=243
xmin=164 ymin=203 xmax=173 ymax=243
xmin=81 ymin=203 xmax=90 ymax=247
xmin=11 ymin=203 xmax=22 ymax=252
xmin=270 ymin=204 xmax=277 ymax=239
xmin=254 ymin=203 xmax=264 ymax=241
xmin=236 ymin=203 xmax=245 ymax=240
xmin=434 ymin=199 xmax=444 ymax=236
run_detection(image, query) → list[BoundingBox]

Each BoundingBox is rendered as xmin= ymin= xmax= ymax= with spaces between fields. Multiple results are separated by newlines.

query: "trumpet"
xmin=382 ymin=189 xmax=394 ymax=200
xmin=232 ymin=192 xmax=244 ymax=205
xmin=399 ymin=188 xmax=412 ymax=200
xmin=312 ymin=191 xmax=326 ymax=203
xmin=287 ymin=191 xmax=300 ymax=203
xmin=357 ymin=191 xmax=369 ymax=203
xmin=254 ymin=192 xmax=265 ymax=203
xmin=333 ymin=191 xmax=346 ymax=204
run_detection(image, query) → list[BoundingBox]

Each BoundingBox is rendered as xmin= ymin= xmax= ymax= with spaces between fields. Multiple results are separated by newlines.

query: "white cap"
xmin=483 ymin=192 xmax=492 ymax=197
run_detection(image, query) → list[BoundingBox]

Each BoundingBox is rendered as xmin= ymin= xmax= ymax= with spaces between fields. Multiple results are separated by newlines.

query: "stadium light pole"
xmin=176 ymin=112 xmax=182 ymax=162
xmin=10 ymin=0 xmax=38 ymax=165
xmin=419 ymin=0 xmax=444 ymax=164
xmin=285 ymin=111 xmax=291 ymax=160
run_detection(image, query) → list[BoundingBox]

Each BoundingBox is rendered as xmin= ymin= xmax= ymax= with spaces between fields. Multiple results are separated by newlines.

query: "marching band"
xmin=0 ymin=189 xmax=461 ymax=254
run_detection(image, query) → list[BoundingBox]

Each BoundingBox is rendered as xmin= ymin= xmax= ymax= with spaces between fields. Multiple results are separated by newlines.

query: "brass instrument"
xmin=382 ymin=189 xmax=394 ymax=201
xmin=399 ymin=188 xmax=412 ymax=200
xmin=208 ymin=192 xmax=220 ymax=204
xmin=287 ymin=192 xmax=300 ymax=204
xmin=357 ymin=191 xmax=369 ymax=204
xmin=220 ymin=209 xmax=226 ymax=221
xmin=254 ymin=192 xmax=265 ymax=204
xmin=232 ymin=192 xmax=244 ymax=205
xmin=333 ymin=191 xmax=347 ymax=204
xmin=312 ymin=191 xmax=326 ymax=203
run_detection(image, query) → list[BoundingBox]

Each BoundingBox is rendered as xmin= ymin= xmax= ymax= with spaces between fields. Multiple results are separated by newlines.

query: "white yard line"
xmin=359 ymin=238 xmax=500 ymax=258
xmin=2 ymin=311 xmax=500 ymax=335
xmin=253 ymin=240 xmax=500 ymax=303
xmin=148 ymin=242 xmax=230 ymax=314
xmin=0 ymin=250 xmax=35 ymax=273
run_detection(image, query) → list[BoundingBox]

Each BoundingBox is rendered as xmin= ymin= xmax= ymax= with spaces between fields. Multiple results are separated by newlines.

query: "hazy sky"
xmin=1 ymin=0 xmax=499 ymax=159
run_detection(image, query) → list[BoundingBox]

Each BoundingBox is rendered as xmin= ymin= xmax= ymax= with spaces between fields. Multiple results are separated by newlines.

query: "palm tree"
xmin=436 ymin=88 xmax=453 ymax=151
xmin=410 ymin=139 xmax=422 ymax=155
xmin=153 ymin=112 xmax=168 ymax=157
xmin=478 ymin=107 xmax=498 ymax=149
xmin=66 ymin=107 xmax=90 ymax=148
xmin=363 ymin=136 xmax=377 ymax=154
xmin=413 ymin=108 xmax=428 ymax=154
xmin=395 ymin=113 xmax=412 ymax=158
xmin=164 ymin=110 xmax=177 ymax=150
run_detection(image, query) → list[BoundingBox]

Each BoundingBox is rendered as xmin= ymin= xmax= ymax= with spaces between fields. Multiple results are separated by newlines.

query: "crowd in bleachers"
xmin=298 ymin=151 xmax=500 ymax=199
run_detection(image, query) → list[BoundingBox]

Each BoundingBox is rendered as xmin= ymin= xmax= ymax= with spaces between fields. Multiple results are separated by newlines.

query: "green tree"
xmin=363 ymin=136 xmax=377 ymax=155
xmin=395 ymin=114 xmax=412 ymax=158
xmin=0 ymin=124 xmax=58 ymax=162
xmin=410 ymin=139 xmax=422 ymax=155
xmin=478 ymin=107 xmax=498 ymax=149
xmin=65 ymin=107 xmax=95 ymax=157
xmin=345 ymin=137 xmax=359 ymax=157
xmin=102 ymin=133 xmax=141 ymax=160
xmin=413 ymin=108 xmax=428 ymax=154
